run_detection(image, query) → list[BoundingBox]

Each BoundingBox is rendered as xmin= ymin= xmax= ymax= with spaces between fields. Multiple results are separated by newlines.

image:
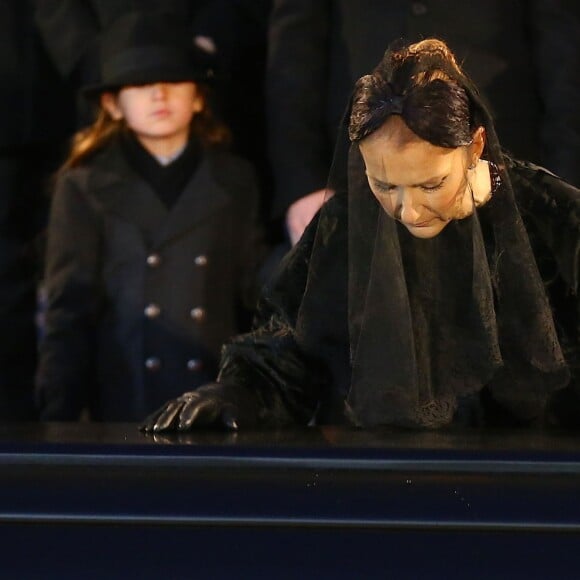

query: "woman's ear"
xmin=100 ymin=92 xmax=123 ymax=120
xmin=470 ymin=126 xmax=486 ymax=164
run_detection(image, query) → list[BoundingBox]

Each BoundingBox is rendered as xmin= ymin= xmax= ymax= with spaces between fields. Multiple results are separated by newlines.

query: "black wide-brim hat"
xmin=82 ymin=10 xmax=218 ymax=97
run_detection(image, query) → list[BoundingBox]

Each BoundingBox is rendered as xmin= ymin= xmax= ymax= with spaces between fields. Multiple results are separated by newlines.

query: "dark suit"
xmin=0 ymin=1 xmax=76 ymax=420
xmin=37 ymin=140 xmax=264 ymax=421
xmin=267 ymin=0 xmax=580 ymax=216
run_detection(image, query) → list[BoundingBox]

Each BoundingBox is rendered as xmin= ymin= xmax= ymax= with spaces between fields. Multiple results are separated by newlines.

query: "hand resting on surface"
xmin=140 ymin=382 xmax=259 ymax=433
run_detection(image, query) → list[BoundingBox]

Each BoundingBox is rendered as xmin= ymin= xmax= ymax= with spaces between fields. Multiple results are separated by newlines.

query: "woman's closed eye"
xmin=371 ymin=176 xmax=447 ymax=194
xmin=420 ymin=177 xmax=447 ymax=192
xmin=420 ymin=183 xmax=444 ymax=192
xmin=372 ymin=181 xmax=397 ymax=194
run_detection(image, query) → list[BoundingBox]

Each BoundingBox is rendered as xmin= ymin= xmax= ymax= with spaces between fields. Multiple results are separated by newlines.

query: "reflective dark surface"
xmin=1 ymin=424 xmax=579 ymax=578
xmin=1 ymin=421 xmax=579 ymax=453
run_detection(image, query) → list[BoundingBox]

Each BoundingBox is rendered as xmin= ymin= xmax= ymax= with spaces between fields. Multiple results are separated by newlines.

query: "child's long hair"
xmin=60 ymin=84 xmax=232 ymax=173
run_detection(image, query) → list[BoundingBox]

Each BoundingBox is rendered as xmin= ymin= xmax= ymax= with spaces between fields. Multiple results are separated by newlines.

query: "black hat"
xmin=83 ymin=10 xmax=216 ymax=97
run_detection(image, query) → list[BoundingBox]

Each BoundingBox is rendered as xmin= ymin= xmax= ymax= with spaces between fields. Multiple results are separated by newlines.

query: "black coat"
xmin=0 ymin=0 xmax=75 ymax=147
xmin=37 ymin=140 xmax=264 ymax=421
xmin=216 ymin=159 xmax=580 ymax=428
xmin=0 ymin=2 xmax=77 ymax=420
xmin=267 ymin=0 xmax=580 ymax=216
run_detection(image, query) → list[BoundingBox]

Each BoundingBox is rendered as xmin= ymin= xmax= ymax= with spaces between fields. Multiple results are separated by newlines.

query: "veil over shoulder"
xmin=292 ymin=42 xmax=571 ymax=427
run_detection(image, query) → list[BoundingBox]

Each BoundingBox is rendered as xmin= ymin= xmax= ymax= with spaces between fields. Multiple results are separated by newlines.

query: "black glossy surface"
xmin=1 ymin=422 xmax=579 ymax=456
xmin=0 ymin=424 xmax=579 ymax=578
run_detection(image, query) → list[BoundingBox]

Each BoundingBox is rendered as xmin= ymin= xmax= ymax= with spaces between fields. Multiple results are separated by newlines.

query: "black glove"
xmin=140 ymin=382 xmax=259 ymax=433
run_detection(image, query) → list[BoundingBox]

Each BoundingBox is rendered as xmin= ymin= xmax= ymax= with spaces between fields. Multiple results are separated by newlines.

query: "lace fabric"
xmin=294 ymin=57 xmax=569 ymax=428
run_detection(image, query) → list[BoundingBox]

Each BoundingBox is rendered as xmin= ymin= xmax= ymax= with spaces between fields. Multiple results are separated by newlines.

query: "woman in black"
xmin=143 ymin=38 xmax=580 ymax=432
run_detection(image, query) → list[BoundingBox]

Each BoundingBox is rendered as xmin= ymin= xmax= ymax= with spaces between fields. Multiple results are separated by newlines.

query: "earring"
xmin=468 ymin=159 xmax=478 ymax=170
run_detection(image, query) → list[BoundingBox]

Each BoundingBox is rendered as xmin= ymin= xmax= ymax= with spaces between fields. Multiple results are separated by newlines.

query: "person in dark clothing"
xmin=36 ymin=11 xmax=265 ymax=421
xmin=0 ymin=2 xmax=76 ymax=420
xmin=266 ymin=0 xmax=580 ymax=245
xmin=142 ymin=38 xmax=580 ymax=433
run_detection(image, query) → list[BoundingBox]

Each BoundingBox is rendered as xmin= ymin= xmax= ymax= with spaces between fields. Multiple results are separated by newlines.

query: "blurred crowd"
xmin=1 ymin=0 xmax=579 ymax=421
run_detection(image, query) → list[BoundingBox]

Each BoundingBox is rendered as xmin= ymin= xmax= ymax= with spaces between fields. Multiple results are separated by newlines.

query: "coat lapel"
xmin=87 ymin=141 xmax=231 ymax=248
xmin=152 ymin=155 xmax=231 ymax=248
xmin=88 ymin=141 xmax=169 ymax=239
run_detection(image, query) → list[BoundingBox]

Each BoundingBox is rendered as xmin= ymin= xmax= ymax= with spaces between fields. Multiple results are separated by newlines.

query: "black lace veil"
xmin=295 ymin=40 xmax=569 ymax=428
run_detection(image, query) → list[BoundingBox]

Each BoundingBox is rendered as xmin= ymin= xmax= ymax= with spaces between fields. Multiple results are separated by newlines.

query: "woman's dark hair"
xmin=349 ymin=39 xmax=483 ymax=147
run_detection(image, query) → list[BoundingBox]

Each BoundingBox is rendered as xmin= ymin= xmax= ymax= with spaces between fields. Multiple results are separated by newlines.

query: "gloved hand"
xmin=139 ymin=382 xmax=259 ymax=433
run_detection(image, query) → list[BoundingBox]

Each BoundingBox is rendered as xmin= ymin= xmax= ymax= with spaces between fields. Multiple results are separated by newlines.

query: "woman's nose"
xmin=396 ymin=189 xmax=421 ymax=223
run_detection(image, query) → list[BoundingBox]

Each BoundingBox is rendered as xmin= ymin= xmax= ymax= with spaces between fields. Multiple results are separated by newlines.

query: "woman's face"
xmin=101 ymin=81 xmax=203 ymax=151
xmin=359 ymin=116 xmax=482 ymax=239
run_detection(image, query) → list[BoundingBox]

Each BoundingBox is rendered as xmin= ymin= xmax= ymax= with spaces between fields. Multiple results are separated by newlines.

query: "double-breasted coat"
xmin=36 ymin=139 xmax=264 ymax=421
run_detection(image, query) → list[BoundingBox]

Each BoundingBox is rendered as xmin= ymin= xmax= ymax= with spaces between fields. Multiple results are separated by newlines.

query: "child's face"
xmin=101 ymin=82 xmax=203 ymax=151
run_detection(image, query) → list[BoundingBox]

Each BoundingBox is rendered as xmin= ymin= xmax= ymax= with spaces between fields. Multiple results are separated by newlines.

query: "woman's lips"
xmin=405 ymin=219 xmax=434 ymax=227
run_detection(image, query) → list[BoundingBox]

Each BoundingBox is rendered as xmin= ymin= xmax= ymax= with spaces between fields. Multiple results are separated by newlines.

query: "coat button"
xmin=144 ymin=303 xmax=161 ymax=318
xmin=145 ymin=357 xmax=161 ymax=371
xmin=190 ymin=307 xmax=205 ymax=321
xmin=186 ymin=359 xmax=204 ymax=372
xmin=194 ymin=255 xmax=208 ymax=266
xmin=411 ymin=2 xmax=428 ymax=15
xmin=147 ymin=253 xmax=161 ymax=267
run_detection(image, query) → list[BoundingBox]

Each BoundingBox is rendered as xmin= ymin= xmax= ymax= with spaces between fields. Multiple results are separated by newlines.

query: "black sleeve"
xmin=266 ymin=0 xmax=333 ymax=216
xmin=217 ymin=207 xmax=332 ymax=425
xmin=512 ymin=162 xmax=580 ymax=425
xmin=228 ymin=158 xmax=270 ymax=323
xmin=33 ymin=0 xmax=100 ymax=80
xmin=36 ymin=171 xmax=103 ymax=420
xmin=193 ymin=0 xmax=271 ymax=59
xmin=528 ymin=0 xmax=580 ymax=187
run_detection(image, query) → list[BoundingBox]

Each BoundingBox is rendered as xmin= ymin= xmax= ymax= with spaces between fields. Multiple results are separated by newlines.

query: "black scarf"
xmin=121 ymin=131 xmax=202 ymax=209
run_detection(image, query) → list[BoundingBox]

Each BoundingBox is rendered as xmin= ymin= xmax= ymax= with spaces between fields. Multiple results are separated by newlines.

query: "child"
xmin=36 ymin=11 xmax=265 ymax=421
